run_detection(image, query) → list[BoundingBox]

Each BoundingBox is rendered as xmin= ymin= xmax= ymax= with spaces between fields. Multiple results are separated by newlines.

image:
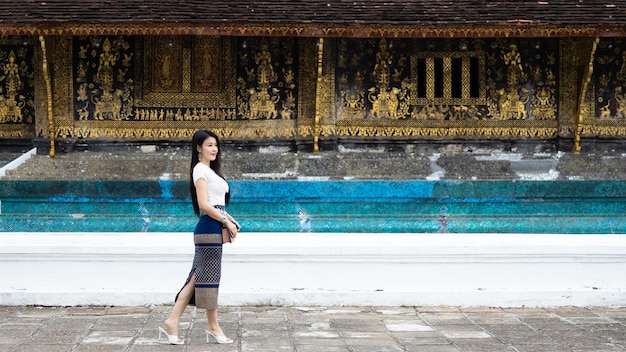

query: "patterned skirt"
xmin=177 ymin=215 xmax=223 ymax=309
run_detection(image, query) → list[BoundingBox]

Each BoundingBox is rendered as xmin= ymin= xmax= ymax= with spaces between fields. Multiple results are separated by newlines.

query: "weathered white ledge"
xmin=1 ymin=232 xmax=625 ymax=307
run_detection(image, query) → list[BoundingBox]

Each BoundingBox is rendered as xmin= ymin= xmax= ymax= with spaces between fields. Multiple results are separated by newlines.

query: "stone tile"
xmin=242 ymin=328 xmax=290 ymax=339
xmin=384 ymin=320 xmax=435 ymax=332
xmin=467 ymin=315 xmax=522 ymax=325
xmin=417 ymin=306 xmax=463 ymax=314
xmin=512 ymin=344 xmax=572 ymax=352
xmin=488 ymin=331 xmax=557 ymax=345
xmin=375 ymin=308 xmax=419 ymax=315
xmin=80 ymin=330 xmax=135 ymax=345
xmin=336 ymin=321 xmax=386 ymax=332
xmin=501 ymin=308 xmax=550 ymax=317
xmin=28 ymin=334 xmax=81 ymax=345
xmin=394 ymin=333 xmax=450 ymax=346
xmin=13 ymin=345 xmax=74 ymax=352
xmin=521 ymin=318 xmax=583 ymax=330
xmin=440 ymin=330 xmax=492 ymax=339
xmin=451 ymin=339 xmax=517 ymax=352
xmin=401 ymin=345 xmax=461 ymax=352
xmin=342 ymin=331 xmax=392 ymax=339
xmin=243 ymin=341 xmax=293 ymax=351
xmin=294 ymin=346 xmax=350 ymax=352
xmin=293 ymin=330 xmax=342 ymax=338
xmin=72 ymin=346 xmax=128 ymax=352
xmin=344 ymin=344 xmax=405 ymax=352
xmin=480 ymin=323 xmax=536 ymax=333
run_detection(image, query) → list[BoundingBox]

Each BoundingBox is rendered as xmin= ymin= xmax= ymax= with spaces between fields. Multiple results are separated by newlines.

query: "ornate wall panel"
xmin=49 ymin=35 xmax=309 ymax=141
xmin=235 ymin=36 xmax=299 ymax=138
xmin=581 ymin=38 xmax=626 ymax=137
xmin=0 ymin=36 xmax=36 ymax=138
xmin=9 ymin=33 xmax=625 ymax=145
xmin=73 ymin=36 xmax=135 ymax=122
xmin=333 ymin=38 xmax=560 ymax=139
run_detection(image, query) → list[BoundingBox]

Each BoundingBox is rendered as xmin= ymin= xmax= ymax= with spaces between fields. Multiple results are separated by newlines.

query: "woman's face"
xmin=197 ymin=136 xmax=218 ymax=163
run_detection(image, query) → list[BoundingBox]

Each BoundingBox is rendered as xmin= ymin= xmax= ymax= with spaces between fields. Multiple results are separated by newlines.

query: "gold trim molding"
xmin=2 ymin=23 xmax=626 ymax=38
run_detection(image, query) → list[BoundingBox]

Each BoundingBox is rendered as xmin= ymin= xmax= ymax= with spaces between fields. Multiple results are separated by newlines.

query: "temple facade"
xmin=1 ymin=1 xmax=626 ymax=155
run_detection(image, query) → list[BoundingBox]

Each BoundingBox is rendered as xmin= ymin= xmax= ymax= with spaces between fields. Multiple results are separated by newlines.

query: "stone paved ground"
xmin=0 ymin=305 xmax=625 ymax=352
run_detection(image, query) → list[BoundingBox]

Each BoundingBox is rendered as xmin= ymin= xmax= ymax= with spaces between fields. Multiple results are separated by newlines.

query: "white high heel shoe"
xmin=205 ymin=330 xmax=233 ymax=344
xmin=158 ymin=326 xmax=184 ymax=345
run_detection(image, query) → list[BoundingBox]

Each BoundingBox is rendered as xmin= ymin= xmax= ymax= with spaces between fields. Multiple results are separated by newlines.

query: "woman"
xmin=159 ymin=129 xmax=239 ymax=345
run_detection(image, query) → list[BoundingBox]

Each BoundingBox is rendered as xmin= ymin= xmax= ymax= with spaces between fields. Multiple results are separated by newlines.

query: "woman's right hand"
xmin=226 ymin=221 xmax=238 ymax=238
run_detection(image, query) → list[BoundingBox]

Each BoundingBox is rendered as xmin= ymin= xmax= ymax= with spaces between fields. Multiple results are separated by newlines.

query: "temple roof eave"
xmin=1 ymin=22 xmax=626 ymax=38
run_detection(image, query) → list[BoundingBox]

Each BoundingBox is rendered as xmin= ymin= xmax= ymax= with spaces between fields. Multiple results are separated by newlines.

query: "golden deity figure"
xmin=254 ymin=38 xmax=275 ymax=86
xmin=248 ymin=38 xmax=279 ymax=119
xmin=0 ymin=50 xmax=23 ymax=122
xmin=157 ymin=53 xmax=174 ymax=89
xmin=373 ymin=39 xmax=392 ymax=87
xmin=95 ymin=38 xmax=118 ymax=96
xmin=498 ymin=44 xmax=528 ymax=119
xmin=3 ymin=50 xmax=21 ymax=100
xmin=91 ymin=38 xmax=126 ymax=120
xmin=367 ymin=38 xmax=404 ymax=119
xmin=502 ymin=44 xmax=523 ymax=85
xmin=531 ymin=86 xmax=556 ymax=120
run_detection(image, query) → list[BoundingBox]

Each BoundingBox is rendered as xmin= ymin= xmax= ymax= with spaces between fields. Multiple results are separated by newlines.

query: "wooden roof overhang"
xmin=1 ymin=0 xmax=626 ymax=38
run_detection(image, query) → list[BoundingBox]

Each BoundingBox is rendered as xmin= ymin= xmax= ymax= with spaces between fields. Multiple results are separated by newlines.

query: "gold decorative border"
xmin=56 ymin=118 xmax=299 ymax=140
xmin=334 ymin=119 xmax=557 ymax=138
xmin=0 ymin=124 xmax=35 ymax=138
xmin=2 ymin=23 xmax=626 ymax=38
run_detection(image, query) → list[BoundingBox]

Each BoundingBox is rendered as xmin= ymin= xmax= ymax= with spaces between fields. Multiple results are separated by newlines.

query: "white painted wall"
xmin=1 ymin=232 xmax=625 ymax=307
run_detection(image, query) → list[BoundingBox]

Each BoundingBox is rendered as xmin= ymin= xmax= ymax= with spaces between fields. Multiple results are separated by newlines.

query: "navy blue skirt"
xmin=177 ymin=215 xmax=223 ymax=309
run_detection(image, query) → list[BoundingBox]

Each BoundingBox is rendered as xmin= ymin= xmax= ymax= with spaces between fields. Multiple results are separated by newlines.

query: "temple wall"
xmin=1 ymin=35 xmax=626 ymax=148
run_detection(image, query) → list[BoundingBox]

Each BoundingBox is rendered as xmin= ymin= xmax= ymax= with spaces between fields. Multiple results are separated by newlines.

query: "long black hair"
xmin=190 ymin=129 xmax=229 ymax=216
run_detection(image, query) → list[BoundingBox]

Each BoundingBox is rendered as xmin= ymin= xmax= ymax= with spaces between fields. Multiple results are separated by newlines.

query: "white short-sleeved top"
xmin=193 ymin=163 xmax=229 ymax=206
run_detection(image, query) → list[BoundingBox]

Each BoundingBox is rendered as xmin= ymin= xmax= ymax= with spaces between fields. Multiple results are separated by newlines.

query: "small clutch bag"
xmin=222 ymin=220 xmax=241 ymax=243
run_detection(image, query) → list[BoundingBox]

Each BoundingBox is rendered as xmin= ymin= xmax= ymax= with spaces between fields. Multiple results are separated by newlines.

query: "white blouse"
xmin=192 ymin=163 xmax=229 ymax=207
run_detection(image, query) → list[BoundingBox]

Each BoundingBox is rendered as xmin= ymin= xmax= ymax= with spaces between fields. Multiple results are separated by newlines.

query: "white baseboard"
xmin=1 ymin=232 xmax=625 ymax=307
